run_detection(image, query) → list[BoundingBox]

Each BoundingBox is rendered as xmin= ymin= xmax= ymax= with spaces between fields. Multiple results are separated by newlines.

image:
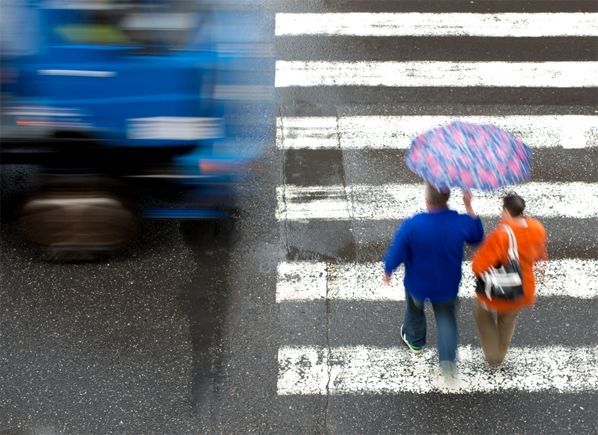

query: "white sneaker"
xmin=439 ymin=361 xmax=463 ymax=390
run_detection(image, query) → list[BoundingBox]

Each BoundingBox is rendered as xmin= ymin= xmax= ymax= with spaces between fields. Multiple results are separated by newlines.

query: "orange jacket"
xmin=472 ymin=216 xmax=547 ymax=313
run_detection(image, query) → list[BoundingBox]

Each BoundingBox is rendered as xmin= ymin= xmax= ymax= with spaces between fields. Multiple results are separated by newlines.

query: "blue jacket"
xmin=384 ymin=208 xmax=484 ymax=302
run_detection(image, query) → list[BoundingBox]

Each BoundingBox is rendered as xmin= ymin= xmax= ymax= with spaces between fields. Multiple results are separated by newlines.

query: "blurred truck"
xmin=1 ymin=0 xmax=274 ymax=257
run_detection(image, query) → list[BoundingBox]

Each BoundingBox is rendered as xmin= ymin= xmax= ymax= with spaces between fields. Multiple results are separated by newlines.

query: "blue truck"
xmin=1 ymin=0 xmax=274 ymax=257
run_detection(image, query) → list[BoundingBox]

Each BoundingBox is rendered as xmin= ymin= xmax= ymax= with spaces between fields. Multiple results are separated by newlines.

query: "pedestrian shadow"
xmin=177 ymin=218 xmax=235 ymax=414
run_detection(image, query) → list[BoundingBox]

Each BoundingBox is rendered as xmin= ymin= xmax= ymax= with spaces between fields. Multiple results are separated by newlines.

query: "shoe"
xmin=439 ymin=361 xmax=462 ymax=389
xmin=400 ymin=325 xmax=423 ymax=353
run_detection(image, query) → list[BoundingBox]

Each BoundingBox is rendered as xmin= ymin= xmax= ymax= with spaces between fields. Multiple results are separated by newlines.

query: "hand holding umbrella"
xmin=462 ymin=189 xmax=477 ymax=217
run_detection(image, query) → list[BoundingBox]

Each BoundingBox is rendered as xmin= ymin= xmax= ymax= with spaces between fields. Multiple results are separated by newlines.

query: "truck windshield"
xmin=46 ymin=0 xmax=199 ymax=49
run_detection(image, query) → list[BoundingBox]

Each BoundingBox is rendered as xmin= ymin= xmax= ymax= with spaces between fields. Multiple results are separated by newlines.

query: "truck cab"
xmin=1 ymin=0 xmax=274 ymax=257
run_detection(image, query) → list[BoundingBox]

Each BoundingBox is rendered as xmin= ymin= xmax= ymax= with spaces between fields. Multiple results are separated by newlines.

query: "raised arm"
xmin=462 ymin=190 xmax=484 ymax=245
xmin=463 ymin=190 xmax=477 ymax=218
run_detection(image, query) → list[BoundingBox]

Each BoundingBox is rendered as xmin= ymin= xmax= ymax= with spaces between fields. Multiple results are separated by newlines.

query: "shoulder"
xmin=525 ymin=216 xmax=545 ymax=231
xmin=395 ymin=216 xmax=415 ymax=233
xmin=455 ymin=211 xmax=480 ymax=225
xmin=411 ymin=211 xmax=429 ymax=219
xmin=401 ymin=212 xmax=437 ymax=232
xmin=408 ymin=213 xmax=428 ymax=224
xmin=487 ymin=225 xmax=509 ymax=244
xmin=525 ymin=216 xmax=547 ymax=239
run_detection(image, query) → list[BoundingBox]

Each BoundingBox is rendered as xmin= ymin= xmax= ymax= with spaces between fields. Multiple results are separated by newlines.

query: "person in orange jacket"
xmin=471 ymin=192 xmax=547 ymax=366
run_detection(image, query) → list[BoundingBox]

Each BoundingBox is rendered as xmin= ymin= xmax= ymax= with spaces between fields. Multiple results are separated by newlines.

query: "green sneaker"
xmin=401 ymin=325 xmax=423 ymax=353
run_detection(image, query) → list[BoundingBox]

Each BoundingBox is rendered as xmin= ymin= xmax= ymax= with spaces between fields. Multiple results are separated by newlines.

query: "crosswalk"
xmin=278 ymin=345 xmax=598 ymax=394
xmin=277 ymin=115 xmax=598 ymax=149
xmin=274 ymin=2 xmax=598 ymax=398
xmin=276 ymin=61 xmax=598 ymax=87
xmin=277 ymin=182 xmax=598 ymax=220
xmin=277 ymin=260 xmax=598 ymax=301
xmin=276 ymin=12 xmax=598 ymax=37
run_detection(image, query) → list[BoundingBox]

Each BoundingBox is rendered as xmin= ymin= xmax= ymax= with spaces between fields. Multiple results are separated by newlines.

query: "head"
xmin=425 ymin=183 xmax=450 ymax=210
xmin=502 ymin=192 xmax=526 ymax=220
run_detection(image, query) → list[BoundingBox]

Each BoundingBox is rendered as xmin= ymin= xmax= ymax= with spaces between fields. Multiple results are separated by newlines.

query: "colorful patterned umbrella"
xmin=405 ymin=120 xmax=532 ymax=192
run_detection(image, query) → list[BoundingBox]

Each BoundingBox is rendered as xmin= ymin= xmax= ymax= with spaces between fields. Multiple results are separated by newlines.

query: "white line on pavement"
xmin=275 ymin=61 xmax=598 ymax=87
xmin=278 ymin=345 xmax=598 ymax=394
xmin=276 ymin=182 xmax=598 ymax=220
xmin=276 ymin=260 xmax=598 ymax=301
xmin=275 ymin=13 xmax=598 ymax=37
xmin=277 ymin=116 xmax=598 ymax=150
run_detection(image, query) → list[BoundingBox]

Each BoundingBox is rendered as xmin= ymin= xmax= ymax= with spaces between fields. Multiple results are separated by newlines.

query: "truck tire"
xmin=18 ymin=182 xmax=138 ymax=261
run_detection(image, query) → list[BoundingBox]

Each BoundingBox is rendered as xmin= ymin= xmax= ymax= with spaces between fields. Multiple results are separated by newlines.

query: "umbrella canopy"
xmin=406 ymin=120 xmax=532 ymax=192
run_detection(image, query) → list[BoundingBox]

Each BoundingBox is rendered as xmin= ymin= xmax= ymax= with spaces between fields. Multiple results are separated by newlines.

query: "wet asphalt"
xmin=2 ymin=0 xmax=598 ymax=433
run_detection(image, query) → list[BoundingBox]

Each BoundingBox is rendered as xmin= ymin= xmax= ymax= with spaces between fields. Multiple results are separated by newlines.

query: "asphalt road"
xmin=1 ymin=0 xmax=598 ymax=433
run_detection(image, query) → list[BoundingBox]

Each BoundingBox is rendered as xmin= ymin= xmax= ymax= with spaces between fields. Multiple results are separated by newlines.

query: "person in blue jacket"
xmin=383 ymin=183 xmax=484 ymax=382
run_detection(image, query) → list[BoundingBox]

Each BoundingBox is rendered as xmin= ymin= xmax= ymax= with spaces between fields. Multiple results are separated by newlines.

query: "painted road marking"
xmin=277 ymin=116 xmax=598 ymax=150
xmin=276 ymin=260 xmax=598 ymax=302
xmin=278 ymin=345 xmax=598 ymax=394
xmin=276 ymin=182 xmax=598 ymax=220
xmin=275 ymin=61 xmax=598 ymax=87
xmin=276 ymin=13 xmax=598 ymax=37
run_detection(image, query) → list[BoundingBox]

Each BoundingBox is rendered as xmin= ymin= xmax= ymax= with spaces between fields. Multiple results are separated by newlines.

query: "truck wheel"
xmin=18 ymin=185 xmax=138 ymax=261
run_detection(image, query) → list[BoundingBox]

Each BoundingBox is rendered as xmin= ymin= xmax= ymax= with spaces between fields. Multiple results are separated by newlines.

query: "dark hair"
xmin=503 ymin=192 xmax=526 ymax=217
xmin=425 ymin=183 xmax=450 ymax=207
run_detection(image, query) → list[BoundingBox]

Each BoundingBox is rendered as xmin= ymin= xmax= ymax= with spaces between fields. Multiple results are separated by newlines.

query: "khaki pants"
xmin=473 ymin=298 xmax=519 ymax=365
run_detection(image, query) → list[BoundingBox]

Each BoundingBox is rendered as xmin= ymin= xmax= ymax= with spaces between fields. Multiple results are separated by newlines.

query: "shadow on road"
xmin=177 ymin=218 xmax=235 ymax=414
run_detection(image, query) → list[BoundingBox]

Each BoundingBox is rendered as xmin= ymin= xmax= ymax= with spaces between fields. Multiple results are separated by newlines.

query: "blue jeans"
xmin=403 ymin=291 xmax=458 ymax=363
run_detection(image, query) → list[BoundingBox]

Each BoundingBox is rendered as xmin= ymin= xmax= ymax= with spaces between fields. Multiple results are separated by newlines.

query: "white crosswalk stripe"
xmin=276 ymin=13 xmax=598 ymax=37
xmin=276 ymin=61 xmax=598 ymax=88
xmin=275 ymin=3 xmax=598 ymax=398
xmin=276 ymin=260 xmax=598 ymax=302
xmin=276 ymin=182 xmax=598 ymax=220
xmin=277 ymin=116 xmax=598 ymax=150
xmin=278 ymin=345 xmax=598 ymax=394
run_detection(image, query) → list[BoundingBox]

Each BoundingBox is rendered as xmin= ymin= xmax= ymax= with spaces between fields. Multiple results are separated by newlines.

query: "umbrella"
xmin=405 ymin=120 xmax=532 ymax=192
